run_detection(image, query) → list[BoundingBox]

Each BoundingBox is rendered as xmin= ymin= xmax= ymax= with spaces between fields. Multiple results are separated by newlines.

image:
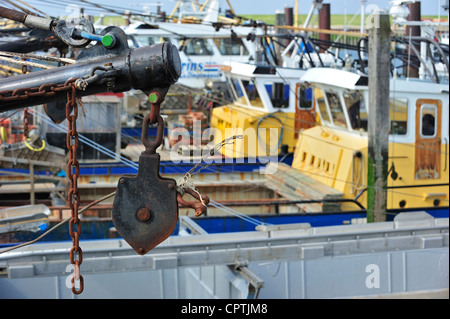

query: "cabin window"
xmin=264 ymin=82 xmax=289 ymax=108
xmin=242 ymin=80 xmax=263 ymax=108
xmin=325 ymin=91 xmax=347 ymax=129
xmin=229 ymin=78 xmax=247 ymax=104
xmin=420 ymin=104 xmax=437 ymax=137
xmin=314 ymin=88 xmax=331 ymax=124
xmin=180 ymin=39 xmax=213 ymax=56
xmin=389 ymin=97 xmax=408 ymax=135
xmin=343 ymin=90 xmax=367 ymax=131
xmin=297 ymin=85 xmax=313 ymax=110
xmin=232 ymin=79 xmax=244 ymax=97
xmin=133 ymin=36 xmax=168 ymax=46
xmin=214 ymin=38 xmax=249 ymax=55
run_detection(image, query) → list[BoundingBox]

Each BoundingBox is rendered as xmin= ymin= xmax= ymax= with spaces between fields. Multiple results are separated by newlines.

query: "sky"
xmin=17 ymin=0 xmax=449 ymax=17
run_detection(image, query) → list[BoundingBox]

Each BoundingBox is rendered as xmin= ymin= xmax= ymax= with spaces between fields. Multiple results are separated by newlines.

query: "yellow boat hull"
xmin=292 ymin=126 xmax=449 ymax=211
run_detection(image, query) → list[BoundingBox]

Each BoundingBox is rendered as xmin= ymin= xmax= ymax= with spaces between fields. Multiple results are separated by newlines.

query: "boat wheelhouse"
xmin=210 ymin=62 xmax=311 ymax=159
xmin=292 ymin=67 xmax=449 ymax=212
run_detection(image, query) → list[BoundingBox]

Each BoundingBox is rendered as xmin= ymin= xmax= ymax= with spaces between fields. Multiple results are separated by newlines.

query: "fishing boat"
xmin=109 ymin=0 xmax=263 ymax=89
xmin=285 ymin=9 xmax=449 ymax=217
xmin=208 ymin=2 xmax=449 ymax=218
xmin=290 ymin=66 xmax=449 ymax=216
xmin=209 ymin=61 xmax=310 ymax=160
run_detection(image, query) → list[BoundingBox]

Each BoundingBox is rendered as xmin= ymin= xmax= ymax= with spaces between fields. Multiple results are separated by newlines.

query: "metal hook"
xmin=177 ymin=188 xmax=210 ymax=217
xmin=141 ymin=113 xmax=164 ymax=155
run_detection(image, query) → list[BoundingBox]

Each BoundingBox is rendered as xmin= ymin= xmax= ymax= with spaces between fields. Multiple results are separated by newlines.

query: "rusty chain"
xmin=21 ymin=59 xmax=28 ymax=139
xmin=0 ymin=82 xmax=71 ymax=102
xmin=65 ymin=79 xmax=83 ymax=294
xmin=0 ymin=80 xmax=83 ymax=294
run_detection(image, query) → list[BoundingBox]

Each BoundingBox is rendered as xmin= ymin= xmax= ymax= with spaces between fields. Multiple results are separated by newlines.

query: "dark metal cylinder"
xmin=319 ymin=3 xmax=331 ymax=53
xmin=0 ymin=42 xmax=181 ymax=112
xmin=406 ymin=1 xmax=421 ymax=78
xmin=284 ymin=7 xmax=293 ymax=26
xmin=0 ymin=6 xmax=26 ymax=23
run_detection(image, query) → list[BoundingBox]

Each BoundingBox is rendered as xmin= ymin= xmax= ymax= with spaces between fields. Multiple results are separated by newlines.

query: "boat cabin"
xmin=292 ymin=67 xmax=449 ymax=211
xmin=210 ymin=62 xmax=308 ymax=158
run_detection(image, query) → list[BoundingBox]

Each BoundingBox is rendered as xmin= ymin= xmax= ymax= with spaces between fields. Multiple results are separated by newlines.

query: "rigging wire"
xmin=0 ymin=191 xmax=117 ymax=255
xmin=33 ymin=109 xmax=271 ymax=227
xmin=32 ymin=109 xmax=139 ymax=170
xmin=0 ymin=51 xmax=75 ymax=65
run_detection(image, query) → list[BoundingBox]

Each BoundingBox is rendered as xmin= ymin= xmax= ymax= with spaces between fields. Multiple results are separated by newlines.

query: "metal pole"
xmin=360 ymin=0 xmax=367 ymax=34
xmin=367 ymin=10 xmax=390 ymax=223
xmin=285 ymin=7 xmax=293 ymax=26
xmin=406 ymin=1 xmax=421 ymax=78
xmin=285 ymin=7 xmax=294 ymax=46
xmin=318 ymin=3 xmax=330 ymax=53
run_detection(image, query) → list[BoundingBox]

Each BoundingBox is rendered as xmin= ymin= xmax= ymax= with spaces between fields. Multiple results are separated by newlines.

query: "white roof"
xmin=301 ymin=68 xmax=365 ymax=90
xmin=124 ymin=22 xmax=259 ymax=38
xmin=225 ymin=62 xmax=305 ymax=80
xmin=301 ymin=68 xmax=448 ymax=94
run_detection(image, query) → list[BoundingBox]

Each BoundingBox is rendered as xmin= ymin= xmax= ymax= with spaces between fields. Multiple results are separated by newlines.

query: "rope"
xmin=176 ymin=135 xmax=243 ymax=209
xmin=24 ymin=138 xmax=46 ymax=152
xmin=32 ymin=109 xmax=139 ymax=170
xmin=175 ymin=134 xmax=270 ymax=226
xmin=0 ymin=56 xmax=54 ymax=70
xmin=0 ymin=51 xmax=76 ymax=65
xmin=209 ymin=199 xmax=272 ymax=226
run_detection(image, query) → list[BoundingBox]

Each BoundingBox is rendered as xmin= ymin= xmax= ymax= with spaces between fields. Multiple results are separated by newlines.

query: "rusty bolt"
xmin=138 ymin=248 xmax=145 ymax=254
xmin=137 ymin=208 xmax=151 ymax=221
xmin=195 ymin=208 xmax=203 ymax=217
xmin=168 ymin=183 xmax=174 ymax=189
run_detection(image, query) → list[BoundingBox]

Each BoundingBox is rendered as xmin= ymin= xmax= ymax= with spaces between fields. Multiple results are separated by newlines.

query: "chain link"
xmin=23 ymin=108 xmax=29 ymax=139
xmin=0 ymin=82 xmax=68 ymax=102
xmin=21 ymin=61 xmax=31 ymax=140
xmin=21 ymin=58 xmax=27 ymax=74
xmin=65 ymin=80 xmax=83 ymax=294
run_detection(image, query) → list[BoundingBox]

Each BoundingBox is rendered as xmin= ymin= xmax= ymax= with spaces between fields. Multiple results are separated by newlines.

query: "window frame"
xmin=419 ymin=103 xmax=438 ymax=138
xmin=263 ymin=81 xmax=290 ymax=109
xmin=324 ymin=90 xmax=349 ymax=129
xmin=296 ymin=85 xmax=314 ymax=111
xmin=213 ymin=37 xmax=249 ymax=56
xmin=314 ymin=87 xmax=332 ymax=125
xmin=389 ymin=96 xmax=409 ymax=136
xmin=180 ymin=38 xmax=214 ymax=56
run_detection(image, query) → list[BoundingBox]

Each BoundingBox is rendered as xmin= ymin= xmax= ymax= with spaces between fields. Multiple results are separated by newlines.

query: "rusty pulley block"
xmin=112 ymin=91 xmax=209 ymax=255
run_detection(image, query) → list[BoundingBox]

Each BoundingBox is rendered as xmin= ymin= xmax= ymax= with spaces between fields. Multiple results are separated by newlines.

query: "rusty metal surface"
xmin=176 ymin=188 xmax=210 ymax=217
xmin=65 ymin=80 xmax=83 ymax=294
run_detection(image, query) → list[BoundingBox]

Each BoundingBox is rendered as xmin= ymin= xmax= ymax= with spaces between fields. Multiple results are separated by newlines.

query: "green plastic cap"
xmin=148 ymin=93 xmax=159 ymax=103
xmin=102 ymin=34 xmax=116 ymax=48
